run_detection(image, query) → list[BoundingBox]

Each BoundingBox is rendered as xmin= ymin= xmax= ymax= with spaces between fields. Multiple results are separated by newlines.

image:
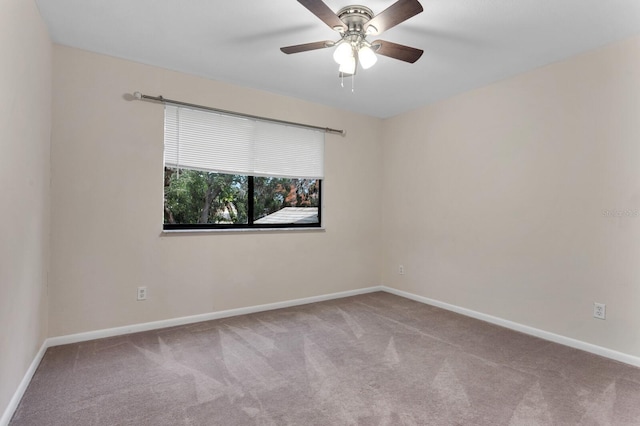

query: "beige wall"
xmin=382 ymin=36 xmax=640 ymax=357
xmin=49 ymin=45 xmax=383 ymax=336
xmin=32 ymin=22 xmax=640 ymax=359
xmin=0 ymin=0 xmax=51 ymax=417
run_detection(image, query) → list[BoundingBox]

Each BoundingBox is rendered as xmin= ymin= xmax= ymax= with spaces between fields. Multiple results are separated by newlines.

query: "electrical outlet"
xmin=593 ymin=302 xmax=606 ymax=320
xmin=137 ymin=286 xmax=147 ymax=301
xmin=399 ymin=265 xmax=405 ymax=275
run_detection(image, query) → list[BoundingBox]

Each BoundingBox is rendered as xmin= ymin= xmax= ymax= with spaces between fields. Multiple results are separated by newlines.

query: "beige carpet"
xmin=10 ymin=292 xmax=640 ymax=425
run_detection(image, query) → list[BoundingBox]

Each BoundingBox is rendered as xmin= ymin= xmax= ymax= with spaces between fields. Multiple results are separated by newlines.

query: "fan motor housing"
xmin=336 ymin=5 xmax=373 ymax=32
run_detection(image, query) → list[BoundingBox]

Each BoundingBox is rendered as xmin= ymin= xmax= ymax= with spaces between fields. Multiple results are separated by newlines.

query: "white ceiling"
xmin=35 ymin=0 xmax=640 ymax=118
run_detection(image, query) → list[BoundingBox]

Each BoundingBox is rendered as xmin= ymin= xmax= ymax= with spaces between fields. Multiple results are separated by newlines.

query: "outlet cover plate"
xmin=593 ymin=302 xmax=606 ymax=320
xmin=137 ymin=286 xmax=147 ymax=301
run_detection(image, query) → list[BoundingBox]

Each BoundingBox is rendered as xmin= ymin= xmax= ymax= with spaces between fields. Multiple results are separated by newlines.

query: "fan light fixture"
xmin=333 ymin=41 xmax=378 ymax=73
xmin=358 ymin=45 xmax=377 ymax=69
xmin=333 ymin=42 xmax=354 ymax=65
xmin=338 ymin=55 xmax=357 ymax=75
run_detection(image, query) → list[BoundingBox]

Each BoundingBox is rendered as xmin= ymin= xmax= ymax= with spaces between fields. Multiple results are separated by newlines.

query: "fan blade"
xmin=365 ymin=0 xmax=423 ymax=35
xmin=297 ymin=0 xmax=346 ymax=31
xmin=281 ymin=41 xmax=334 ymax=54
xmin=372 ymin=40 xmax=423 ymax=63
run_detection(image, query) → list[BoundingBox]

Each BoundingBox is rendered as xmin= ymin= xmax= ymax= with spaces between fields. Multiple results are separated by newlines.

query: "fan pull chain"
xmin=352 ymin=74 xmax=355 ymax=93
xmin=341 ymin=73 xmax=344 ymax=88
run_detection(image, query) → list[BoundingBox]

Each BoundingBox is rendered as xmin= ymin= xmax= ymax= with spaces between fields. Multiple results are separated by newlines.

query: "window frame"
xmin=163 ymin=174 xmax=322 ymax=231
xmin=163 ymin=103 xmax=325 ymax=231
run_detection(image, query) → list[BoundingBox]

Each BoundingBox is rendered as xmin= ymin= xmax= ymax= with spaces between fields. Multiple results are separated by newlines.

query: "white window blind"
xmin=164 ymin=105 xmax=325 ymax=179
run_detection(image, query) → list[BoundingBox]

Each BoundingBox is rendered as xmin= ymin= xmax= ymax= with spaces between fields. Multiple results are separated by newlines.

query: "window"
xmin=163 ymin=105 xmax=324 ymax=230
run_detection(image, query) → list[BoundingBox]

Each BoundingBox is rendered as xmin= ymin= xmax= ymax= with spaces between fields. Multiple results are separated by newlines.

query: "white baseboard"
xmin=48 ymin=286 xmax=384 ymax=347
xmin=0 ymin=340 xmax=48 ymax=426
xmin=381 ymin=286 xmax=640 ymax=368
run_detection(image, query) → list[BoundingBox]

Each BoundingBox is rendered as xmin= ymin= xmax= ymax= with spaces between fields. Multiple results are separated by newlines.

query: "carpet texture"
xmin=10 ymin=292 xmax=640 ymax=425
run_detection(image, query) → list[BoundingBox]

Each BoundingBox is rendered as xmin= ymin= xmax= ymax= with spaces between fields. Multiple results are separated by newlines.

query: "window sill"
xmin=160 ymin=227 xmax=326 ymax=236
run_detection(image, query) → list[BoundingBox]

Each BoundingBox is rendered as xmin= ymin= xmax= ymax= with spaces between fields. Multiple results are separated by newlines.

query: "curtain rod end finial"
xmin=133 ymin=91 xmax=142 ymax=100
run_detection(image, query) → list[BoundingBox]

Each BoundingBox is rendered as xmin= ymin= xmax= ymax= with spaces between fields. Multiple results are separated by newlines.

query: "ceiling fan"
xmin=281 ymin=0 xmax=424 ymax=77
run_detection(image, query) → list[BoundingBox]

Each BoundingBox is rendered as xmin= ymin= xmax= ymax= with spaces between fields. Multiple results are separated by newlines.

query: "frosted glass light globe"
xmin=358 ymin=45 xmax=377 ymax=69
xmin=338 ymin=56 xmax=356 ymax=75
xmin=333 ymin=43 xmax=354 ymax=65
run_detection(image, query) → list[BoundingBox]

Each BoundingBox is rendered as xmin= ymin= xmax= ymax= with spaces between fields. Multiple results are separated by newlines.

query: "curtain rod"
xmin=133 ymin=92 xmax=346 ymax=136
